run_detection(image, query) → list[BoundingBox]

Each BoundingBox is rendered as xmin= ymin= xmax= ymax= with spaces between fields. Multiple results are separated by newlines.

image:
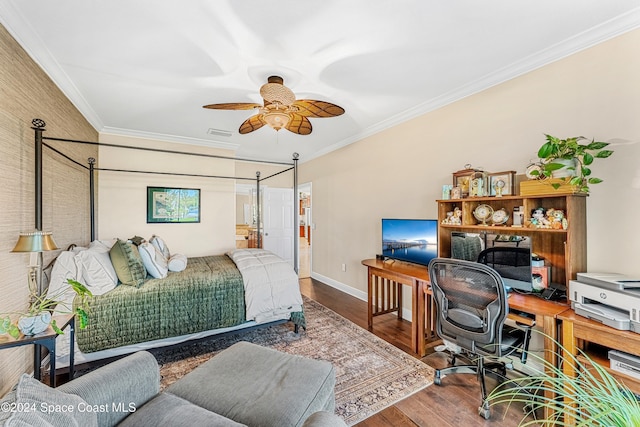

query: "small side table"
xmin=0 ymin=314 xmax=74 ymax=387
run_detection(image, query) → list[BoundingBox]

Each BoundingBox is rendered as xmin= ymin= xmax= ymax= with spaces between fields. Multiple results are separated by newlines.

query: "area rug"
xmin=149 ymin=296 xmax=434 ymax=425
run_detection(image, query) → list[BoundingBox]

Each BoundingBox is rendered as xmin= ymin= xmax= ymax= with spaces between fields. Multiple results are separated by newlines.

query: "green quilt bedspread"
xmin=76 ymin=255 xmax=247 ymax=353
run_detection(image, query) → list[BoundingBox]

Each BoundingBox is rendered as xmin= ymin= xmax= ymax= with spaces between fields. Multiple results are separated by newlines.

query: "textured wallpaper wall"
xmin=0 ymin=23 xmax=98 ymax=395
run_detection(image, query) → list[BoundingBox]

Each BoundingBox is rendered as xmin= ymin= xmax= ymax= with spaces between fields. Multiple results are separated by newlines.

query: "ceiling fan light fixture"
xmin=262 ymin=110 xmax=291 ymax=131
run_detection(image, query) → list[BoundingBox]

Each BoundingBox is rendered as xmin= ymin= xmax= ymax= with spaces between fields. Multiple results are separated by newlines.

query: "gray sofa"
xmin=0 ymin=341 xmax=347 ymax=427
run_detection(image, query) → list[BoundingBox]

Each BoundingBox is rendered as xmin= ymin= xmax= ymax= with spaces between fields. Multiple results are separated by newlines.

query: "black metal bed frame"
xmin=30 ymin=118 xmax=301 ymax=272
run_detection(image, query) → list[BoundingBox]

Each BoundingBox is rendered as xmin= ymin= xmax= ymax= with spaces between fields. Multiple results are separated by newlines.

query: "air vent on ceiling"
xmin=207 ymin=128 xmax=233 ymax=137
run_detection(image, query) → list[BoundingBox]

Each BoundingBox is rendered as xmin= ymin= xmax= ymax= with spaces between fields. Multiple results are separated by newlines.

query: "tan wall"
xmin=235 ymin=160 xmax=296 ymax=189
xmin=97 ymin=134 xmax=238 ymax=256
xmin=300 ymin=29 xmax=640 ymax=303
xmin=0 ymin=24 xmax=97 ymax=395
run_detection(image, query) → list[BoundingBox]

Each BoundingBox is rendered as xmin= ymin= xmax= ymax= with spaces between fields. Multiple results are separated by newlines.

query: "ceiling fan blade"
xmin=239 ymin=114 xmax=266 ymax=134
xmin=203 ymin=102 xmax=262 ymax=110
xmin=292 ymin=100 xmax=345 ymax=118
xmin=285 ymin=113 xmax=312 ymax=135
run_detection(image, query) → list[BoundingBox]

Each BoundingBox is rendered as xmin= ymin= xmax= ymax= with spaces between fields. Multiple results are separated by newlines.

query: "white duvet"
xmin=227 ymin=249 xmax=303 ymax=324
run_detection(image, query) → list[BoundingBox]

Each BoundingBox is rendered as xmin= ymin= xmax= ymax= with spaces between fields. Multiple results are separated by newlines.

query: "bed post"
xmin=293 ymin=153 xmax=299 ymax=274
xmin=31 ymin=119 xmax=46 ymax=296
xmin=88 ymin=157 xmax=96 ymax=241
xmin=32 ymin=119 xmax=45 ymax=234
xmin=256 ymin=171 xmax=261 ymax=248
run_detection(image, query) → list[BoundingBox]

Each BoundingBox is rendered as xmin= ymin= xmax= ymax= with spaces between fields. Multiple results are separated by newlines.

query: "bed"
xmin=26 ymin=120 xmax=304 ymax=368
xmin=48 ymin=240 xmax=304 ymax=367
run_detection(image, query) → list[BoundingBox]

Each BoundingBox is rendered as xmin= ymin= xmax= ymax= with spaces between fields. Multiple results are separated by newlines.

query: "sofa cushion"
xmin=118 ymin=392 xmax=246 ymax=427
xmin=59 ymin=351 xmax=160 ymax=427
xmin=0 ymin=374 xmax=97 ymax=427
xmin=109 ymin=239 xmax=147 ymax=287
xmin=167 ymin=341 xmax=336 ymax=427
xmin=301 ymin=411 xmax=348 ymax=427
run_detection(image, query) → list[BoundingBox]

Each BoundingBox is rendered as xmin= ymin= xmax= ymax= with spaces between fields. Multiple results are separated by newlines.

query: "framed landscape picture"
xmin=147 ymin=187 xmax=200 ymax=223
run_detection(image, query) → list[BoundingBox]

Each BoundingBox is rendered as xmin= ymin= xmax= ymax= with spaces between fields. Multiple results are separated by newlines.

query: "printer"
xmin=570 ymin=272 xmax=640 ymax=332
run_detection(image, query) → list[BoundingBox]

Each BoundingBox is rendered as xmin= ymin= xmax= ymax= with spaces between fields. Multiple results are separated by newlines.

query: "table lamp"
xmin=11 ymin=231 xmax=59 ymax=296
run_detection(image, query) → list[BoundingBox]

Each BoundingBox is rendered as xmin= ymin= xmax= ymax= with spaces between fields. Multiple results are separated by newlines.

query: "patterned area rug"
xmin=149 ymin=296 xmax=434 ymax=425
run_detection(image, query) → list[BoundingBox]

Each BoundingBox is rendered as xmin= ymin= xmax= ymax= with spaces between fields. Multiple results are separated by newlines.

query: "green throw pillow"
xmin=109 ymin=239 xmax=147 ymax=287
xmin=0 ymin=374 xmax=98 ymax=426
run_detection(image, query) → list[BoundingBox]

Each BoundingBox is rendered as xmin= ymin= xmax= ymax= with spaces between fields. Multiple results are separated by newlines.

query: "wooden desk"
xmin=425 ymin=287 xmax=568 ymax=366
xmin=362 ymin=257 xmax=569 ymax=363
xmin=362 ymin=258 xmax=429 ymax=356
xmin=559 ymin=309 xmax=640 ymax=425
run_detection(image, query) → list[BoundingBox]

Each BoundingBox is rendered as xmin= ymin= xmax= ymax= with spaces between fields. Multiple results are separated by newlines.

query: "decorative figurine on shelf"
xmin=527 ymin=207 xmax=551 ymax=228
xmin=546 ymin=208 xmax=569 ymax=230
xmin=442 ymin=211 xmax=454 ymax=224
xmin=450 ymin=207 xmax=462 ymax=225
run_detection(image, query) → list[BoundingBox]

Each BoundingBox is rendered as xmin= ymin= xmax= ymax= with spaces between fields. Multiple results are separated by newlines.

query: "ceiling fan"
xmin=203 ymin=76 xmax=344 ymax=135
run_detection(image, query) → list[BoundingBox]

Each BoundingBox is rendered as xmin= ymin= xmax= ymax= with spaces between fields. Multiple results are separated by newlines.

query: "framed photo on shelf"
xmin=147 ymin=187 xmax=201 ymax=223
xmin=488 ymin=171 xmax=516 ymax=196
xmin=450 ymin=186 xmax=462 ymax=199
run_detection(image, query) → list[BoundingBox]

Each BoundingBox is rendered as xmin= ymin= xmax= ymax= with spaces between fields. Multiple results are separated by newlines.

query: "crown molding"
xmin=304 ymin=7 xmax=640 ymax=163
xmin=0 ymin=2 xmax=105 ymax=131
xmin=100 ymin=127 xmax=239 ymax=151
xmin=2 ymin=3 xmax=639 ymax=164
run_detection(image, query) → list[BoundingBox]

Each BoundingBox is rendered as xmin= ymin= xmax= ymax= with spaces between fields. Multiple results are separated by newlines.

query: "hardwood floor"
xmin=299 ymin=277 xmax=538 ymax=427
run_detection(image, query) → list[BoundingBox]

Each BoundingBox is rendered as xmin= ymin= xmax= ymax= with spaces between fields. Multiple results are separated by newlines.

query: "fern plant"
xmin=486 ymin=333 xmax=640 ymax=426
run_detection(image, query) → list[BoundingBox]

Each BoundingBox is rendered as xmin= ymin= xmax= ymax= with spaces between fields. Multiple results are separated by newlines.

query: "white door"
xmin=263 ymin=187 xmax=295 ymax=265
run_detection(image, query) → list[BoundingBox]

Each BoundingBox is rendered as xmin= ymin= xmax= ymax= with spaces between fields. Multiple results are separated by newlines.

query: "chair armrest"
xmin=58 ymin=351 xmax=160 ymax=427
xmin=302 ymin=411 xmax=348 ymax=427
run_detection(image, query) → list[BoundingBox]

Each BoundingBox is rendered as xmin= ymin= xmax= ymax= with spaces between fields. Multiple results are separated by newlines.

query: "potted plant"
xmin=533 ymin=134 xmax=614 ymax=193
xmin=0 ymin=279 xmax=92 ymax=338
xmin=486 ymin=334 xmax=640 ymax=426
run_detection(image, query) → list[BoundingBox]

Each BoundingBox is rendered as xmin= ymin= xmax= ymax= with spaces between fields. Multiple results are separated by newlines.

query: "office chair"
xmin=477 ymin=246 xmax=531 ymax=269
xmin=428 ymin=257 xmax=533 ymax=419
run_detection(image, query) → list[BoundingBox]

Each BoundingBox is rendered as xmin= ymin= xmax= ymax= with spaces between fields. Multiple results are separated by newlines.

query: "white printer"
xmin=570 ymin=272 xmax=640 ymax=332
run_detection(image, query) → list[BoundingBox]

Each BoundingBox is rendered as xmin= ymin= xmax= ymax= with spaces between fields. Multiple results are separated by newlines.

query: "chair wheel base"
xmin=478 ymin=402 xmax=490 ymax=420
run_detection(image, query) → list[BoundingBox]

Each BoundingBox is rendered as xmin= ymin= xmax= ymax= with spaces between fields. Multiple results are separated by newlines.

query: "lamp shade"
xmin=11 ymin=231 xmax=59 ymax=253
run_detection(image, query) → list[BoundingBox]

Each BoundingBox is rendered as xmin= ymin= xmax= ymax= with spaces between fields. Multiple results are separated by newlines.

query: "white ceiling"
xmin=2 ymin=1 xmax=639 ymax=163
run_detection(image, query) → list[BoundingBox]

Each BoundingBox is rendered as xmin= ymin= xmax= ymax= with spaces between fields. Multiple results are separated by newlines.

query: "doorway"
xmin=298 ymin=183 xmax=312 ymax=278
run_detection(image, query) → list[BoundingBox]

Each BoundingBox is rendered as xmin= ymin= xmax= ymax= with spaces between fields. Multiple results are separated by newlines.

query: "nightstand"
xmin=0 ymin=313 xmax=74 ymax=387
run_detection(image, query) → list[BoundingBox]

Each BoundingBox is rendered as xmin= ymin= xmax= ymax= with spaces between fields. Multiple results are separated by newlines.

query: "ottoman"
xmin=166 ymin=341 xmax=337 ymax=427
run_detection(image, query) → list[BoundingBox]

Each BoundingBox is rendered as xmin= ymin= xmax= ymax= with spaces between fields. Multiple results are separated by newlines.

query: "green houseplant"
xmin=0 ymin=279 xmax=92 ymax=338
xmin=486 ymin=334 xmax=640 ymax=426
xmin=533 ymin=134 xmax=614 ymax=193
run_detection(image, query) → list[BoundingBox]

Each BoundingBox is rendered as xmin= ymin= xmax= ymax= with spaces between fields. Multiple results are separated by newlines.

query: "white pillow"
xmin=89 ymin=239 xmax=116 ymax=251
xmin=149 ymin=235 xmax=170 ymax=260
xmin=75 ymin=247 xmax=118 ymax=295
xmin=138 ymin=243 xmax=169 ymax=279
xmin=47 ymin=251 xmax=79 ymax=299
xmin=168 ymin=253 xmax=187 ymax=272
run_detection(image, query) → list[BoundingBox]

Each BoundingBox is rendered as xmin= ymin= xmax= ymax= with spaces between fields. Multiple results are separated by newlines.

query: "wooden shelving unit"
xmin=437 ymin=193 xmax=588 ymax=291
